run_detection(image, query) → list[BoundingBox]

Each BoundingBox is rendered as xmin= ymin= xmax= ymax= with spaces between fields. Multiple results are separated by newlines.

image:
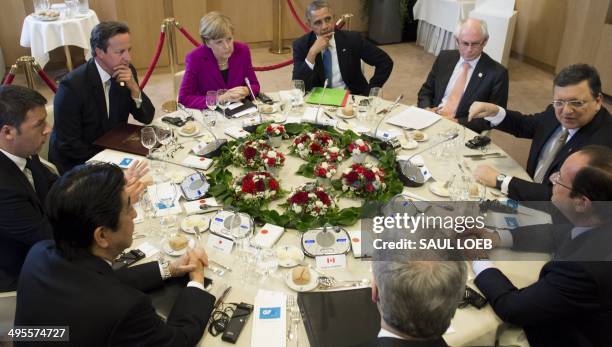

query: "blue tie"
xmin=322 ymin=48 xmax=333 ymax=85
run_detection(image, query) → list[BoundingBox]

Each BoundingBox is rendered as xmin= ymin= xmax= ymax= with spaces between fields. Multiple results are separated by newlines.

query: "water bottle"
xmin=77 ymin=0 xmax=89 ymax=14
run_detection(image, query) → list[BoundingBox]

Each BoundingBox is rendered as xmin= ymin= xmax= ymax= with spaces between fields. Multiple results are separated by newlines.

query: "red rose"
xmin=315 ymin=190 xmax=331 ymax=205
xmin=345 ymin=171 xmax=359 ymax=183
xmin=363 ymin=170 xmax=375 ymax=181
xmin=359 ymin=145 xmax=368 ymax=152
xmin=267 ymin=157 xmax=276 ymax=166
xmin=290 ymin=191 xmax=309 ymax=205
xmin=255 ymin=178 xmax=265 ymax=191
xmin=310 ymin=142 xmax=322 ymax=153
xmin=242 ymin=178 xmax=256 ymax=194
xmin=365 ymin=183 xmax=375 ymax=193
xmin=269 ymin=179 xmax=280 ymax=191
xmin=244 ymin=146 xmax=257 ymax=160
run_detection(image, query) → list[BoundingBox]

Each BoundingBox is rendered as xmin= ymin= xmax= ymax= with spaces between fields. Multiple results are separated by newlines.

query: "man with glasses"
xmin=469 ymin=64 xmax=612 ymax=201
xmin=465 ymin=145 xmax=612 ymax=346
xmin=292 ymin=0 xmax=393 ymax=96
xmin=417 ymin=18 xmax=509 ymax=133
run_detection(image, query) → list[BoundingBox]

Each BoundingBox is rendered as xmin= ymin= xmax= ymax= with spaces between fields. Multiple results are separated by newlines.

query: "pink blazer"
xmin=178 ymin=41 xmax=260 ymax=109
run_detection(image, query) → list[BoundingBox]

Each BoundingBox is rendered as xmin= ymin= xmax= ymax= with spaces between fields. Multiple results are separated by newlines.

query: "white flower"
xmin=267 ymin=150 xmax=276 ymax=158
xmin=326 ymin=172 xmax=332 ymax=178
xmin=356 ymin=139 xmax=364 ymax=146
xmin=342 ymin=185 xmax=348 ymax=191
xmin=293 ymin=205 xmax=302 ymax=213
xmin=308 ymin=193 xmax=316 ymax=198
xmin=297 ymin=143 xmax=304 ymax=150
xmin=315 ymin=201 xmax=324 ymax=207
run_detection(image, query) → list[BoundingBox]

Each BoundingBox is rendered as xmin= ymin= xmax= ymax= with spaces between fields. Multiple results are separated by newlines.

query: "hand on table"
xmin=473 ymin=164 xmax=500 ymax=188
xmin=468 ymin=101 xmax=500 ymax=122
xmin=113 ymin=64 xmax=140 ymax=98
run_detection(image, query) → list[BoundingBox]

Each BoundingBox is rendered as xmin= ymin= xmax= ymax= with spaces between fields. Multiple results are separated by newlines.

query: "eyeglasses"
xmin=550 ymin=172 xmax=572 ymax=191
xmin=457 ymin=40 xmax=484 ymax=48
xmin=551 ymin=99 xmax=590 ymax=109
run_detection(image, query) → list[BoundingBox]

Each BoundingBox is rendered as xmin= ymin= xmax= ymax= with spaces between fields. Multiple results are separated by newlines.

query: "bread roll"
xmin=342 ymin=104 xmax=354 ymax=116
xmin=413 ymin=131 xmax=425 ymax=141
xmin=292 ymin=266 xmax=311 ymax=285
xmin=182 ymin=122 xmax=197 ymax=134
xmin=169 ymin=234 xmax=188 ymax=251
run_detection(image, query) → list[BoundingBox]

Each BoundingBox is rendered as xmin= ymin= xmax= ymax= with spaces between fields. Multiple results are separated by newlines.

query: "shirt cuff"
xmin=305 ymin=59 xmax=315 ymax=70
xmin=484 ymin=106 xmax=506 ymax=126
xmin=132 ymin=91 xmax=142 ymax=109
xmin=158 ymin=262 xmax=170 ymax=280
xmin=497 ymin=229 xmax=514 ymax=248
xmin=472 ymin=260 xmax=495 ymax=277
xmin=187 ymin=281 xmax=206 ymax=291
xmin=500 ymin=175 xmax=513 ymax=194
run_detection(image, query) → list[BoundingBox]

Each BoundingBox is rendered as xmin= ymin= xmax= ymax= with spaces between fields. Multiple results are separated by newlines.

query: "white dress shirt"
xmin=378 ymin=327 xmax=405 ymax=340
xmin=485 ymin=106 xmax=579 ymax=194
xmin=438 ymin=55 xmax=481 ymax=109
xmin=305 ymin=35 xmax=346 ymax=89
xmin=93 ymin=59 xmax=142 ymax=117
xmin=0 ymin=148 xmax=35 ymax=190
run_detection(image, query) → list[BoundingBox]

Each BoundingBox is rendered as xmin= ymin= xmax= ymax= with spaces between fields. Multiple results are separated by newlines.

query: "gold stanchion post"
xmin=162 ymin=18 xmax=179 ymax=113
xmin=270 ymin=0 xmax=291 ymax=54
xmin=17 ymin=56 xmax=37 ymax=89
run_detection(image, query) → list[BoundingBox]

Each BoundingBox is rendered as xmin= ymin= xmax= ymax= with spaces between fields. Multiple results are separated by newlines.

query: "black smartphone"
xmin=465 ymin=135 xmax=491 ymax=149
xmin=161 ymin=116 xmax=186 ymax=127
xmin=257 ymin=93 xmax=274 ymax=105
xmin=112 ymin=249 xmax=145 ymax=270
xmin=221 ymin=303 xmax=253 ymax=343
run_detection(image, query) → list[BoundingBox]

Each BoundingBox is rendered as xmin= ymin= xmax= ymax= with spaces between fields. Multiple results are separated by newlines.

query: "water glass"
xmin=291 ymin=80 xmax=305 ymax=109
xmin=64 ymin=0 xmax=78 ymax=18
xmin=160 ymin=215 xmax=177 ymax=236
xmin=216 ymin=89 xmax=230 ymax=119
xmin=256 ymin=249 xmax=279 ymax=281
xmin=33 ymin=0 xmax=50 ymax=13
xmin=368 ymin=87 xmax=382 ymax=113
xmin=140 ymin=126 xmax=157 ymax=158
xmin=77 ymin=0 xmax=89 ymax=14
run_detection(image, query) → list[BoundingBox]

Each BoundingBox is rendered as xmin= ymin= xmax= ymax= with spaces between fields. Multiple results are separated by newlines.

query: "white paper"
xmin=316 ymin=254 xmax=347 ymax=270
xmin=147 ymin=183 xmax=182 ymax=216
xmin=183 ymin=197 xmax=219 ymax=215
xmin=206 ymin=234 xmax=234 ymax=254
xmin=251 ymin=290 xmax=287 ymax=347
xmin=181 ymin=155 xmax=213 ymax=170
xmin=386 ymin=106 xmax=441 ymax=130
xmin=136 ymin=241 xmax=159 ymax=258
xmin=224 ymin=126 xmax=250 ymax=139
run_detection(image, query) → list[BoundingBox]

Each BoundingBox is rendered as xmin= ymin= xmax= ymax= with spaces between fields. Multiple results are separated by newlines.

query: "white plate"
xmin=285 ymin=268 xmax=319 ymax=292
xmin=400 ymin=138 xmax=418 ymax=149
xmin=33 ymin=14 xmax=59 ymax=21
xmin=410 ymin=131 xmax=429 ymax=142
xmin=161 ymin=237 xmax=195 ymax=257
xmin=259 ymin=104 xmax=278 ymax=114
xmin=181 ymin=215 xmax=210 ymax=234
xmin=429 ymin=181 xmax=450 ymax=198
xmin=275 ymin=245 xmax=305 ymax=268
xmin=178 ymin=124 xmax=200 ymax=137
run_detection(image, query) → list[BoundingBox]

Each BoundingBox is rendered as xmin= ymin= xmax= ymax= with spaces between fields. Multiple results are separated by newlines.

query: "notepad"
xmin=305 ymin=87 xmax=350 ymax=107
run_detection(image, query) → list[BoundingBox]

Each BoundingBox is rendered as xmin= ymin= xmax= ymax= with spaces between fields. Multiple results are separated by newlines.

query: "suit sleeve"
xmin=115 ymin=261 xmax=164 ymax=292
xmin=495 ymin=109 xmax=547 ymax=139
xmin=489 ymin=67 xmax=509 ymax=108
xmin=417 ymin=55 xmax=440 ymax=108
xmin=0 ymin=188 xmax=53 ymax=246
xmin=53 ymin=82 xmax=99 ymax=162
xmin=359 ymin=39 xmax=393 ymax=90
xmin=244 ymin=46 xmax=260 ymax=96
xmin=178 ymin=53 xmax=207 ymax=109
xmin=509 ymin=224 xmax=566 ymax=253
xmin=130 ymin=65 xmax=155 ymax=124
xmin=292 ymin=37 xmax=318 ymax=92
xmin=507 ymin=178 xmax=553 ymax=201
xmin=110 ymin=287 xmax=215 ymax=347
xmin=474 ymin=263 xmax=601 ymax=327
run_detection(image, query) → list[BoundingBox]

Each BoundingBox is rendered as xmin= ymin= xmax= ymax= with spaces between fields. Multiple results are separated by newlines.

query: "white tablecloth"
xmin=19 ymin=10 xmax=99 ymax=68
xmin=414 ymin=0 xmax=476 ymax=55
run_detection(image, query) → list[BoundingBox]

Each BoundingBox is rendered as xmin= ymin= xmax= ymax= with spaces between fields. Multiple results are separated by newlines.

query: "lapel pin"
xmin=478 ymin=72 xmax=483 ymax=78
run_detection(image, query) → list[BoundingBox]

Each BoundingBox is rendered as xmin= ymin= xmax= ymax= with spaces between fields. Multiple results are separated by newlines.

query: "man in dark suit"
xmin=15 ymin=163 xmax=219 ymax=346
xmin=470 ymin=64 xmax=612 ymax=201
xmin=417 ymin=18 xmax=508 ymax=133
xmin=292 ymin=0 xmax=393 ymax=96
xmin=0 ymin=85 xmax=56 ymax=292
xmin=49 ymin=21 xmax=154 ymax=174
xmin=468 ymin=146 xmax=612 ymax=347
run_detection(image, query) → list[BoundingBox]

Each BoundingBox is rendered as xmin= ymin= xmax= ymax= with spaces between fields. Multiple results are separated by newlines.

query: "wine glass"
xmin=140 ymin=126 xmax=157 ymax=159
xmin=216 ymin=89 xmax=230 ymax=119
xmin=155 ymin=124 xmax=173 ymax=158
xmin=205 ymin=91 xmax=218 ymax=128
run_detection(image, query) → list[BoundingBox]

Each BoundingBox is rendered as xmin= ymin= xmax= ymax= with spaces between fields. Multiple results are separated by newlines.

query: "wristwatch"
xmin=495 ymin=174 xmax=507 ymax=190
xmin=158 ymin=258 xmax=172 ymax=280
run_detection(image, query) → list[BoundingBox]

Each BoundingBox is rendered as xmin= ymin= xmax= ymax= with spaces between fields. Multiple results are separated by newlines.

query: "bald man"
xmin=417 ymin=18 xmax=508 ymax=133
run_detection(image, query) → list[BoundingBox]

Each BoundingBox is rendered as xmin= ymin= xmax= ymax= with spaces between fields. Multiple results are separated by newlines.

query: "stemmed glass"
xmin=155 ymin=124 xmax=173 ymax=161
xmin=205 ymin=91 xmax=218 ymax=128
xmin=216 ymin=89 xmax=230 ymax=119
xmin=140 ymin=126 xmax=157 ymax=159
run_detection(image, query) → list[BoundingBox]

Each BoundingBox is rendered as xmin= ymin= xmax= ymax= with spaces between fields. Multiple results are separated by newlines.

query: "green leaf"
xmin=296 ymin=162 xmax=316 ymax=178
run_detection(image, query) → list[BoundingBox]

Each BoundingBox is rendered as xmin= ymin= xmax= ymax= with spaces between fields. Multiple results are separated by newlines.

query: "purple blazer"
xmin=178 ymin=41 xmax=260 ymax=109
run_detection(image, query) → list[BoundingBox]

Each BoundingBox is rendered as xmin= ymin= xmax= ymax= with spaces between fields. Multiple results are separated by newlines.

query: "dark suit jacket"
xmin=292 ymin=30 xmax=393 ymax=96
xmin=475 ymin=224 xmax=612 ymax=347
xmin=15 ymin=240 xmax=215 ymax=346
xmin=417 ymin=50 xmax=508 ymax=133
xmin=0 ymin=152 xmax=56 ymax=292
xmin=178 ymin=42 xmax=260 ymax=110
xmin=496 ymin=106 xmax=612 ymax=201
xmin=356 ymin=336 xmax=448 ymax=347
xmin=49 ymin=59 xmax=155 ymax=173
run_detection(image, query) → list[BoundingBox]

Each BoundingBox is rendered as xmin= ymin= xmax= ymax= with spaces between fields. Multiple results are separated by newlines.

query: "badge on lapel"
xmin=478 ymin=72 xmax=483 ymax=78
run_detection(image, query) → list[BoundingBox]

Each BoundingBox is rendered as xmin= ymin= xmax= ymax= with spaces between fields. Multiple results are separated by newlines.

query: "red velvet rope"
xmin=177 ymin=26 xmax=200 ymax=47
xmin=2 ymin=73 xmax=15 ymax=85
xmin=253 ymin=59 xmax=294 ymax=71
xmin=35 ymin=67 xmax=58 ymax=93
xmin=139 ymin=31 xmax=166 ymax=90
xmin=286 ymin=0 xmax=309 ymax=33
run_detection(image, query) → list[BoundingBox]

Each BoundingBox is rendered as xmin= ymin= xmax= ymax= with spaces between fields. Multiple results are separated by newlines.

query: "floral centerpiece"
xmin=233 ymin=171 xmax=281 ymax=206
xmin=323 ymin=146 xmax=345 ymax=163
xmin=289 ymin=130 xmax=335 ymax=160
xmin=261 ymin=150 xmax=285 ymax=176
xmin=314 ymin=162 xmax=336 ymax=185
xmin=286 ymin=184 xmax=336 ymax=218
xmin=266 ymin=123 xmax=286 ymax=147
xmin=339 ymin=163 xmax=385 ymax=198
xmin=347 ymin=139 xmax=371 ymax=163
xmin=231 ymin=139 xmax=271 ymax=170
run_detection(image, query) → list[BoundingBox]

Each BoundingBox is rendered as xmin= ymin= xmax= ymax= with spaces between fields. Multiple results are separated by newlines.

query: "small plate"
xmin=181 ymin=215 xmax=210 ymax=234
xmin=259 ymin=104 xmax=278 ymax=114
xmin=161 ymin=237 xmax=195 ymax=256
xmin=33 ymin=14 xmax=59 ymax=21
xmin=178 ymin=123 xmax=200 ymax=137
xmin=429 ymin=181 xmax=450 ymax=198
xmin=276 ymin=245 xmax=305 ymax=268
xmin=285 ymin=269 xmax=319 ymax=292
xmin=336 ymin=109 xmax=356 ymax=119
xmin=400 ymin=138 xmax=418 ymax=149
xmin=410 ymin=131 xmax=429 ymax=142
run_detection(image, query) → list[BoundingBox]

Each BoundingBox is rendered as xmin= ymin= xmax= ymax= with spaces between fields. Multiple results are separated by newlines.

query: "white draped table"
xmin=92 ymin=97 xmax=548 ymax=346
xmin=20 ymin=9 xmax=99 ymax=70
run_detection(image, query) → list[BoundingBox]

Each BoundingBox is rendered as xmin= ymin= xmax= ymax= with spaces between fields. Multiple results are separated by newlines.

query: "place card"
xmin=206 ymin=233 xmax=234 ymax=254
xmin=316 ymin=254 xmax=347 ymax=270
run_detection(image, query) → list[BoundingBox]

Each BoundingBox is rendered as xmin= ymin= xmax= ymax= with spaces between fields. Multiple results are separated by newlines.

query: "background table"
xmin=92 ymin=98 xmax=549 ymax=346
xmin=20 ymin=9 xmax=99 ymax=70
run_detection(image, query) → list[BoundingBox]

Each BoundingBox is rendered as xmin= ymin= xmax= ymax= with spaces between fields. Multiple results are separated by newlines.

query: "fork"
xmin=287 ymin=297 xmax=296 ymax=341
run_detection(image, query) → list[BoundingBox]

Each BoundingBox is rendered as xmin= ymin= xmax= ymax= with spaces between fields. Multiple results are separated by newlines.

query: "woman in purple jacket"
xmin=178 ymin=12 xmax=260 ymax=109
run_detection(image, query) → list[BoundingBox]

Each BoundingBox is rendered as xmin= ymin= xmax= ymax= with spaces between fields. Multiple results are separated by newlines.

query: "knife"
xmin=377 ymin=94 xmax=404 ymax=115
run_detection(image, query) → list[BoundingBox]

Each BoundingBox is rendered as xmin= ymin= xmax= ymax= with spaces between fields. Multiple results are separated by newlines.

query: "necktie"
xmin=24 ymin=158 xmax=37 ymax=192
xmin=533 ymin=128 xmax=569 ymax=183
xmin=108 ymin=78 xmax=120 ymax=125
xmin=322 ymin=48 xmax=333 ymax=86
xmin=104 ymin=79 xmax=111 ymax=118
xmin=441 ymin=62 xmax=470 ymax=117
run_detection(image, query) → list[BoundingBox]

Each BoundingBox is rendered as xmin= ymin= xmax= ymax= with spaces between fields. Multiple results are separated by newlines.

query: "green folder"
xmin=305 ymin=87 xmax=350 ymax=107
